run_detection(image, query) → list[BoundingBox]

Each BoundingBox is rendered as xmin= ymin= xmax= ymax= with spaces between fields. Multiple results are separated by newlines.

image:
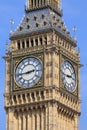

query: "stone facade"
xmin=4 ymin=0 xmax=81 ymax=130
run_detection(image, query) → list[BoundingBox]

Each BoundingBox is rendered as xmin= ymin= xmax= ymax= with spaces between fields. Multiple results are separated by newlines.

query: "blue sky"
xmin=0 ymin=0 xmax=87 ymax=130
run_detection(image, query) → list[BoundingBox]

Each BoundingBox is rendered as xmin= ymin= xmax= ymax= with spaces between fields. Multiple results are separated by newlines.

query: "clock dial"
xmin=15 ymin=57 xmax=42 ymax=88
xmin=62 ymin=60 xmax=76 ymax=92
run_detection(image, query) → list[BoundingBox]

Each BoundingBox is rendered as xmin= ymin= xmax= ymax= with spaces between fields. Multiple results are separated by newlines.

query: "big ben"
xmin=4 ymin=0 xmax=81 ymax=130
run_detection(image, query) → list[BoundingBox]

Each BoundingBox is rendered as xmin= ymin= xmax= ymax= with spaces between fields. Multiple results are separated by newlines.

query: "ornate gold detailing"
xmin=12 ymin=52 xmax=44 ymax=91
xmin=60 ymin=55 xmax=78 ymax=95
xmin=14 ymin=84 xmax=22 ymax=90
xmin=38 ymin=80 xmax=42 ymax=86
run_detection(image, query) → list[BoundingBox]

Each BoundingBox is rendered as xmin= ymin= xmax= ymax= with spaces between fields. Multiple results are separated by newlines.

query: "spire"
xmin=25 ymin=0 xmax=62 ymax=16
xmin=10 ymin=19 xmax=14 ymax=33
xmin=73 ymin=26 xmax=77 ymax=42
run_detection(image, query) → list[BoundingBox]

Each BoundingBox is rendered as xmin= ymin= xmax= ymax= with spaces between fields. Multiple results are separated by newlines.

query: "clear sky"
xmin=0 ymin=0 xmax=87 ymax=130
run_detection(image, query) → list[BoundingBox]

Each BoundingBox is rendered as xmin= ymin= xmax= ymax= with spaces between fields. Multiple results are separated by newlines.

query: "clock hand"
xmin=25 ymin=69 xmax=35 ymax=74
xmin=66 ymin=74 xmax=72 ymax=78
xmin=62 ymin=72 xmax=72 ymax=78
xmin=16 ymin=69 xmax=35 ymax=76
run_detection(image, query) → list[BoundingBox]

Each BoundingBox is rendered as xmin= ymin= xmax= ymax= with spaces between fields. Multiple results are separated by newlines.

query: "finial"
xmin=78 ymin=47 xmax=80 ymax=56
xmin=73 ymin=26 xmax=77 ymax=41
xmin=10 ymin=19 xmax=14 ymax=33
xmin=73 ymin=26 xmax=77 ymax=33
xmin=6 ymin=40 xmax=9 ymax=53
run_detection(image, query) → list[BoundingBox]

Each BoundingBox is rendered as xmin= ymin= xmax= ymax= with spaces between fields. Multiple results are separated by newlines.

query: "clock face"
xmin=62 ymin=60 xmax=76 ymax=92
xmin=15 ymin=57 xmax=43 ymax=88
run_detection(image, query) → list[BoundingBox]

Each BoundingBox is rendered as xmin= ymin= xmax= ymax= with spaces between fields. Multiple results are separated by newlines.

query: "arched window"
xmin=26 ymin=18 xmax=29 ymax=23
xmin=35 ymin=38 xmax=38 ymax=46
xmin=31 ymin=39 xmax=34 ymax=47
xmin=17 ymin=40 xmax=20 ymax=49
xmin=36 ymin=23 xmax=39 ymax=27
xmin=44 ymin=36 xmax=47 ymax=45
xmin=31 ymin=0 xmax=33 ymax=7
xmin=34 ymin=0 xmax=36 ymax=6
xmin=38 ymin=0 xmax=39 ymax=7
xmin=26 ymin=39 xmax=29 ymax=48
xmin=27 ymin=25 xmax=30 ymax=29
xmin=41 ymin=0 xmax=42 ymax=5
xmin=40 ymin=37 xmax=42 ymax=45
xmin=19 ymin=26 xmax=22 ymax=31
xmin=44 ymin=21 xmax=47 ymax=26
xmin=22 ymin=40 xmax=25 ymax=48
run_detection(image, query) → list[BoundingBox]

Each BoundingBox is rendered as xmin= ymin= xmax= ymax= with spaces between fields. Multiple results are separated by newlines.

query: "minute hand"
xmin=17 ymin=69 xmax=35 ymax=76
xmin=25 ymin=69 xmax=35 ymax=74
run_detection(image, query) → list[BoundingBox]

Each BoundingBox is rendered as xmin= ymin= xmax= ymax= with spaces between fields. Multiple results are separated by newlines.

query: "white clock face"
xmin=62 ymin=61 xmax=76 ymax=92
xmin=15 ymin=57 xmax=42 ymax=88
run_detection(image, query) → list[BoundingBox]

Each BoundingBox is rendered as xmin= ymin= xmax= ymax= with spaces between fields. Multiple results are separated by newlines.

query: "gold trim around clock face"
xmin=61 ymin=60 xmax=77 ymax=93
xmin=13 ymin=53 xmax=44 ymax=91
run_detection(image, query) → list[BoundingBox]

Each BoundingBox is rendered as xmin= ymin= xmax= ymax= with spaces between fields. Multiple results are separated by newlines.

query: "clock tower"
xmin=4 ymin=0 xmax=81 ymax=130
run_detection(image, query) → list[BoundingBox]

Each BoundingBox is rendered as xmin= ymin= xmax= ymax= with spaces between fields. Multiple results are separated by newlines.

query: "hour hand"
xmin=66 ymin=74 xmax=72 ymax=78
xmin=62 ymin=72 xmax=72 ymax=78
